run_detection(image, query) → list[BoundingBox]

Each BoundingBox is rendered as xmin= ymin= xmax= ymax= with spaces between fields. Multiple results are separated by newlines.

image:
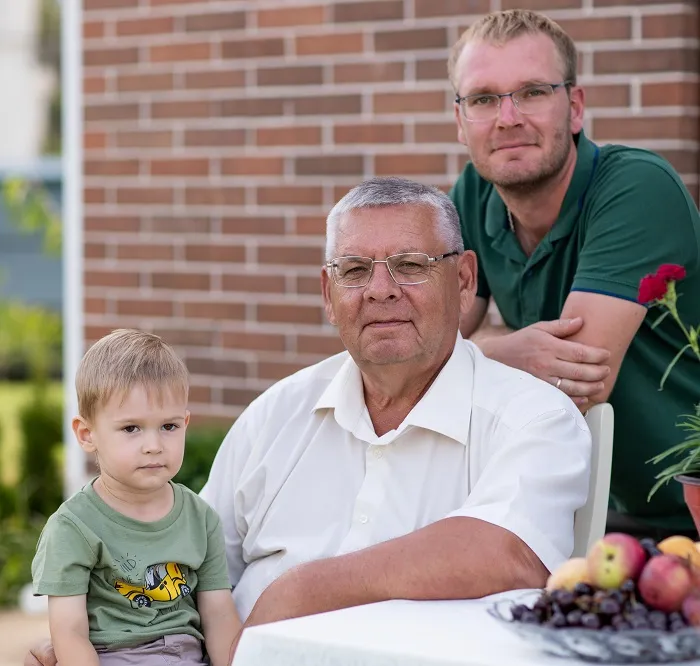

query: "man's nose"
xmin=496 ymin=95 xmax=524 ymax=127
xmin=363 ymin=261 xmax=401 ymax=300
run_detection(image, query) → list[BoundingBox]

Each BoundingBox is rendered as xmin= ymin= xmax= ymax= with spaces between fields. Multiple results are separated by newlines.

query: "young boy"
xmin=32 ymin=329 xmax=241 ymax=666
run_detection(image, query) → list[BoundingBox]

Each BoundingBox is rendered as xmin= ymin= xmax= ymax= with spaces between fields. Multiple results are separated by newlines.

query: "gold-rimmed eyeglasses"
xmin=325 ymin=251 xmax=460 ymax=288
xmin=455 ymin=81 xmax=572 ymax=122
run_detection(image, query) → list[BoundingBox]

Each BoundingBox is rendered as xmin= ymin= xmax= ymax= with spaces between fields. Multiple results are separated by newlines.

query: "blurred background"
xmin=0 ymin=0 xmax=698 ymax=660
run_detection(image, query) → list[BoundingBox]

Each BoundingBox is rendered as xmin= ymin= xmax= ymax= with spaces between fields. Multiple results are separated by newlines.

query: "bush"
xmin=18 ymin=396 xmax=63 ymax=518
xmin=174 ymin=427 xmax=229 ymax=494
xmin=0 ymin=517 xmax=45 ymax=607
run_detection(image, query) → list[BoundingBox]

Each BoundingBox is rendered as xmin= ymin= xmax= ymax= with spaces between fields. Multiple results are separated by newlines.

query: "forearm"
xmin=200 ymin=594 xmax=242 ymax=666
xmin=285 ymin=517 xmax=547 ymax=617
xmin=53 ymin=634 xmax=100 ymax=666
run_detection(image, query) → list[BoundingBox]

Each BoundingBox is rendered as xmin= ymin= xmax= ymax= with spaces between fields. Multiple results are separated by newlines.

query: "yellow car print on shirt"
xmin=115 ymin=562 xmax=191 ymax=608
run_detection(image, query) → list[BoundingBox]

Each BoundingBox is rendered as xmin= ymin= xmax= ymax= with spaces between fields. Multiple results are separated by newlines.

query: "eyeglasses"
xmin=325 ymin=252 xmax=460 ymax=288
xmin=455 ymin=81 xmax=572 ymax=122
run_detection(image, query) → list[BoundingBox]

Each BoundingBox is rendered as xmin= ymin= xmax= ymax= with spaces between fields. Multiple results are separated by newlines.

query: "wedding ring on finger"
xmin=555 ymin=377 xmax=562 ymax=390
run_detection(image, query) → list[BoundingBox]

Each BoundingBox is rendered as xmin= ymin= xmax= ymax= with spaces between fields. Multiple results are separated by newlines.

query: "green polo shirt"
xmin=450 ymin=131 xmax=700 ymax=531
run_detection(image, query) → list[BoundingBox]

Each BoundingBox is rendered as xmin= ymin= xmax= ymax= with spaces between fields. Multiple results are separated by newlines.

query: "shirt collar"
xmin=313 ymin=336 xmax=474 ymax=446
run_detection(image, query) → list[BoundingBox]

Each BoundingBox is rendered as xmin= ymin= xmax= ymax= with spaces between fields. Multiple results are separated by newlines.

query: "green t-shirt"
xmin=450 ymin=131 xmax=700 ymax=532
xmin=32 ymin=480 xmax=231 ymax=649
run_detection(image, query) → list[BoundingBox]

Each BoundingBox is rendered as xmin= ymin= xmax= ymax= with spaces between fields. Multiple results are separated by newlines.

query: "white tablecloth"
xmin=233 ymin=589 xmax=591 ymax=666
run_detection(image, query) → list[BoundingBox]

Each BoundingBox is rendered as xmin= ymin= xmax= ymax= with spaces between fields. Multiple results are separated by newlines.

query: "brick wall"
xmin=82 ymin=0 xmax=700 ymax=424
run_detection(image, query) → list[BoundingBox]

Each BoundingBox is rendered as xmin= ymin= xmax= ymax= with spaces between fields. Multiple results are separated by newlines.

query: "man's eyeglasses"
xmin=325 ymin=252 xmax=460 ymax=288
xmin=455 ymin=81 xmax=572 ymax=122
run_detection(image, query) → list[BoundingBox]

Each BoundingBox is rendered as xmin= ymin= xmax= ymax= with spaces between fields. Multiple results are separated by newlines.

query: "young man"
xmin=449 ymin=9 xmax=700 ymax=537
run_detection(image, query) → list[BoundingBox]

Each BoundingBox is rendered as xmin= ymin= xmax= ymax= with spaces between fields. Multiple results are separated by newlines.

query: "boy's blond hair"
xmin=76 ymin=329 xmax=189 ymax=422
xmin=448 ymin=9 xmax=578 ymax=91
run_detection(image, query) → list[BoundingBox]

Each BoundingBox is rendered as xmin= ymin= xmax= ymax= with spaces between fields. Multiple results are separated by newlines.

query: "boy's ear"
xmin=73 ymin=416 xmax=96 ymax=453
xmin=184 ymin=410 xmax=190 ymax=428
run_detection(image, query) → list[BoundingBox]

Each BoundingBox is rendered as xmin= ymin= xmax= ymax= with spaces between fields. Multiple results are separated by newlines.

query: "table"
xmin=233 ymin=589 xmax=589 ymax=666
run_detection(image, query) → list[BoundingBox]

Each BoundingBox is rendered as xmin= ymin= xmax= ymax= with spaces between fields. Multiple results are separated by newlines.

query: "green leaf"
xmin=659 ymin=344 xmax=692 ymax=390
xmin=651 ymin=310 xmax=671 ymax=329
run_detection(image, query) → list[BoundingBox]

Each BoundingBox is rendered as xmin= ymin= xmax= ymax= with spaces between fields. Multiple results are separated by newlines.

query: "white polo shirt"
xmin=200 ymin=336 xmax=591 ymax=620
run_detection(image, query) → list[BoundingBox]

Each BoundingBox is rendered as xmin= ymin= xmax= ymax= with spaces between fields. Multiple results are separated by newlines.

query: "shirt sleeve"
xmin=32 ymin=513 xmax=97 ymax=596
xmin=195 ymin=508 xmax=234 ymax=592
xmin=572 ymin=156 xmax=700 ymax=302
xmin=447 ymin=401 xmax=591 ymax=574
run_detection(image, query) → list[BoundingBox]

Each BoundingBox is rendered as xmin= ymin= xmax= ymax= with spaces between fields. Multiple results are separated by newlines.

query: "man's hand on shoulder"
xmin=476 ymin=316 xmax=611 ymax=405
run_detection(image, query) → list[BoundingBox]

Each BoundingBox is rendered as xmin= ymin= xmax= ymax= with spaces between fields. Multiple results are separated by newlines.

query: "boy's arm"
xmin=48 ymin=595 xmax=99 ymax=666
xmin=198 ymin=589 xmax=242 ymax=666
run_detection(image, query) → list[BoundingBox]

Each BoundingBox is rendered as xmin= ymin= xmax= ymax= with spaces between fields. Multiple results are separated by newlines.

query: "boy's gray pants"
xmin=96 ymin=634 xmax=208 ymax=666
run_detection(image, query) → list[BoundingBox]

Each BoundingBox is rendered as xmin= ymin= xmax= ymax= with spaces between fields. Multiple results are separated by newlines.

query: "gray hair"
xmin=325 ymin=177 xmax=465 ymax=261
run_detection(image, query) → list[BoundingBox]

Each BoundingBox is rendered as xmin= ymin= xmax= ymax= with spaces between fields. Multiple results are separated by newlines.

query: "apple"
xmin=546 ymin=557 xmax=592 ymax=592
xmin=682 ymin=592 xmax=700 ymax=627
xmin=586 ymin=533 xmax=647 ymax=589
xmin=638 ymin=555 xmax=693 ymax=612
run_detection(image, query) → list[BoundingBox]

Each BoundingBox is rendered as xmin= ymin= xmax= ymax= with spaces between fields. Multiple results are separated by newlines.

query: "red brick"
xmin=85 ymin=188 xmax=106 ymax=204
xmin=187 ymin=385 xmax=212 ymax=405
xmin=333 ymin=1 xmax=403 ymax=22
xmin=85 ymin=242 xmax=107 ymax=258
xmin=297 ymin=276 xmax=322 ymax=295
xmin=85 ymin=0 xmax=138 ymax=9
xmin=593 ymin=116 xmax=698 ymax=141
xmin=222 ymin=273 xmax=286 ymax=293
xmin=117 ymin=130 xmax=173 ymax=148
xmin=375 ymin=28 xmax=447 ymax=52
xmin=223 ymin=388 xmax=262 ymax=407
xmin=85 ymin=270 xmax=139 ymax=288
xmin=556 ymin=17 xmax=631 ymax=41
xmin=594 ymin=0 xmax=684 ymax=5
xmin=502 ymin=0 xmax=581 ymax=7
xmin=84 ymin=131 xmax=107 ymax=150
xmin=297 ymin=334 xmax=345 ymax=355
xmin=222 ymin=216 xmax=286 ymax=235
xmin=117 ymin=299 xmax=173 ymax=317
xmin=258 ymin=303 xmax=323 ymax=325
xmin=222 ymin=331 xmax=286 ymax=352
xmin=184 ymin=245 xmax=246 ymax=263
xmin=187 ymin=356 xmax=247 ymax=378
xmin=185 ymin=11 xmax=246 ymax=32
xmin=259 ymin=361 xmax=309 ymax=380
xmin=295 ymin=155 xmax=363 ymax=176
xmin=257 ymin=186 xmax=323 ymax=206
xmin=151 ymin=100 xmax=212 ymax=119
xmin=85 ymin=215 xmax=141 ymax=232
xmin=375 ymin=154 xmax=447 ymax=175
xmin=222 ymin=37 xmax=285 ymax=59
xmin=150 ymin=159 xmax=210 ymax=177
xmin=83 ymin=21 xmax=105 ymax=40
xmin=584 ymin=84 xmax=630 ymax=108
xmin=642 ymin=82 xmax=699 ymax=107
xmin=116 ymin=244 xmax=175 ymax=261
xmin=152 ymin=273 xmax=210 ymax=290
xmin=594 ymin=49 xmax=698 ymax=74
xmin=85 ymin=46 xmax=139 ymax=67
xmin=295 ymin=216 xmax=326 ymax=235
xmin=415 ymin=0 xmax=489 ymax=17
xmin=185 ymin=129 xmax=246 ymax=147
xmin=222 ymin=157 xmax=285 ymax=176
xmin=257 ymin=6 xmax=326 ymax=27
xmin=116 ymin=16 xmax=174 ymax=36
xmin=85 ymin=159 xmax=140 ymax=176
xmin=185 ymin=187 xmax=246 ymax=206
xmin=334 ymin=123 xmax=404 ymax=144
xmin=151 ymin=217 xmax=213 ymax=234
xmin=256 ymin=126 xmax=321 ymax=146
xmin=152 ymin=328 xmax=215 ymax=347
xmin=116 ymin=187 xmax=174 ymax=205
xmin=334 ymin=62 xmax=405 ymax=84
xmin=257 ymin=65 xmax=323 ymax=86
xmin=374 ymin=91 xmax=445 ymax=114
xmin=258 ymin=246 xmax=323 ymax=265
xmin=84 ymin=297 xmax=107 ymax=314
xmin=642 ymin=14 xmax=699 ymax=39
xmin=85 ymin=103 xmax=139 ymax=122
xmin=222 ymin=98 xmax=285 ymax=117
xmin=184 ymin=69 xmax=245 ymax=89
xmin=84 ymin=75 xmax=106 ymax=95
xmin=117 ymin=73 xmax=174 ymax=92
xmin=183 ymin=301 xmax=245 ymax=320
xmin=416 ymin=59 xmax=448 ymax=81
xmin=296 ymin=33 xmax=363 ymax=56
xmin=150 ymin=42 xmax=211 ymax=63
xmin=415 ymin=122 xmax=458 ymax=143
xmin=293 ymin=95 xmax=362 ymax=115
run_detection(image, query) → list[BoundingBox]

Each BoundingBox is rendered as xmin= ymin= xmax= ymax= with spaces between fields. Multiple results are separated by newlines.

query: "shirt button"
xmin=374 ymin=449 xmax=383 ymax=459
xmin=359 ymin=514 xmax=369 ymax=524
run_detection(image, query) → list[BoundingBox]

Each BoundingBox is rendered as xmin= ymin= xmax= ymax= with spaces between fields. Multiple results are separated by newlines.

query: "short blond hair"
xmin=448 ymin=9 xmax=578 ymax=91
xmin=76 ymin=329 xmax=189 ymax=422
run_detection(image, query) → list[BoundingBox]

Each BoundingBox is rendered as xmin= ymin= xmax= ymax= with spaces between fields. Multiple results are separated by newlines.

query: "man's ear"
xmin=569 ymin=85 xmax=585 ymax=135
xmin=73 ymin=416 xmax=96 ymax=454
xmin=454 ymin=103 xmax=469 ymax=147
xmin=321 ymin=267 xmax=337 ymax=326
xmin=457 ymin=250 xmax=478 ymax=317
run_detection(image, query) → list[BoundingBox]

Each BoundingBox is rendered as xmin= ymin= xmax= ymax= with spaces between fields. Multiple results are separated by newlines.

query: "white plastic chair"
xmin=572 ymin=402 xmax=614 ymax=557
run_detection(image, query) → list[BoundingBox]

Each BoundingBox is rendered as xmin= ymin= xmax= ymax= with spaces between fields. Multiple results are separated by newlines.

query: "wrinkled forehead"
xmin=455 ymin=33 xmax=565 ymax=94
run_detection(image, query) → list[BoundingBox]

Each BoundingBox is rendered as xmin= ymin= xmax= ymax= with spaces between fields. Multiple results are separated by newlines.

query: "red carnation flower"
xmin=638 ymin=273 xmax=668 ymax=304
xmin=656 ymin=264 xmax=686 ymax=282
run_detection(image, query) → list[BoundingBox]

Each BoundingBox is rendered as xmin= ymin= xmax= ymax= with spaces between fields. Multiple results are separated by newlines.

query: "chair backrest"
xmin=572 ymin=403 xmax=614 ymax=557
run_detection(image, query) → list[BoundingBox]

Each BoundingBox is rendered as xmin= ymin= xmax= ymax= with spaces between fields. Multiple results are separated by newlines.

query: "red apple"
xmin=638 ymin=555 xmax=693 ymax=612
xmin=682 ymin=592 xmax=700 ymax=627
xmin=586 ymin=533 xmax=647 ymax=589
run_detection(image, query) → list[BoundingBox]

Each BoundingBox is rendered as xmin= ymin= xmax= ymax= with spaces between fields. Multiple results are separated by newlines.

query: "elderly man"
xmin=26 ymin=178 xmax=590 ymax=665
xmin=448 ymin=9 xmax=700 ymax=537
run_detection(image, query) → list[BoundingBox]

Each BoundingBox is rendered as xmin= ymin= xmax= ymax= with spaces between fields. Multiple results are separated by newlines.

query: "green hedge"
xmin=174 ymin=427 xmax=229 ymax=494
